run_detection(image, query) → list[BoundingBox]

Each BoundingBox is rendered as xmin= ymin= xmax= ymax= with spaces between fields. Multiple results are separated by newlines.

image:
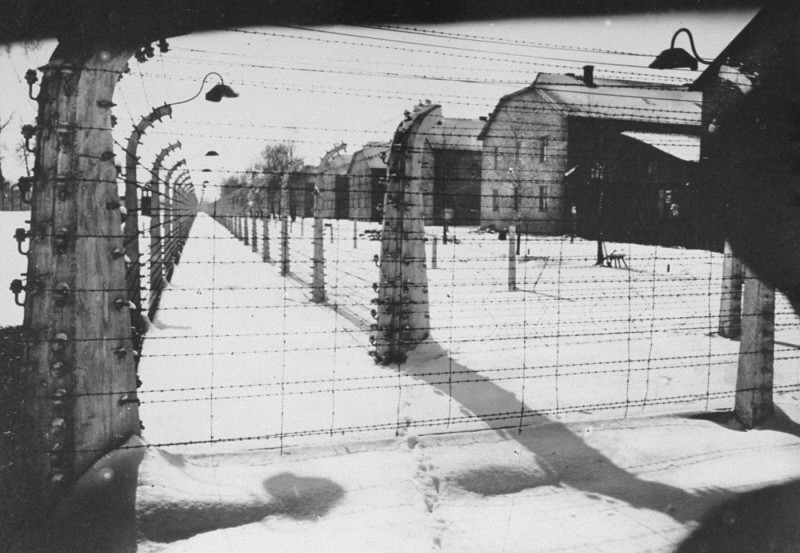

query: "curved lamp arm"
xmin=168 ymin=72 xmax=239 ymax=107
xmin=671 ymin=28 xmax=711 ymax=65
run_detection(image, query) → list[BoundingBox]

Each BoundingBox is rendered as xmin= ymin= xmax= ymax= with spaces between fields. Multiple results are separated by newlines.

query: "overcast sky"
xmin=0 ymin=8 xmax=756 ymax=200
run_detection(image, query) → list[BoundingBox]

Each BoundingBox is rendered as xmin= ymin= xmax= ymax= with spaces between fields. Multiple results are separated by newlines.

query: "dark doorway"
xmin=335 ymin=175 xmax=349 ymax=219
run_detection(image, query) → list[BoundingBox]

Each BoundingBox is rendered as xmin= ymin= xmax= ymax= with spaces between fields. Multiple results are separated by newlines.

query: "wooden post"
xmin=243 ymin=211 xmax=250 ymax=246
xmin=508 ymin=225 xmax=517 ymax=292
xmin=735 ymin=266 xmax=775 ymax=428
xmin=431 ymin=236 xmax=438 ymax=269
xmin=373 ymin=104 xmax=436 ymax=364
xmin=719 ymin=240 xmax=744 ymax=339
xmin=19 ymin=45 xmax=140 ymax=523
xmin=353 ymin=219 xmax=358 ymax=249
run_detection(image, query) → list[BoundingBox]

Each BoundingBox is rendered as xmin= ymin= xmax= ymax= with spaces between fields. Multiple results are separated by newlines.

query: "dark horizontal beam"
xmin=0 ymin=0 xmax=765 ymax=47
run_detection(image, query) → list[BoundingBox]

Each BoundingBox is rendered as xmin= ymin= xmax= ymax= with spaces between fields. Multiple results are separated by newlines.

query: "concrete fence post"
xmin=251 ymin=214 xmax=258 ymax=253
xmin=13 ymin=46 xmax=140 ymax=530
xmin=312 ymin=216 xmax=325 ymax=303
xmin=280 ymin=173 xmax=290 ymax=276
xmin=124 ymin=105 xmax=172 ymax=357
xmin=719 ymin=239 xmax=743 ymax=339
xmin=508 ymin=225 xmax=517 ymax=292
xmin=280 ymin=218 xmax=290 ymax=276
xmin=148 ymin=142 xmax=180 ymax=318
xmin=262 ymin=215 xmax=271 ymax=262
xmin=372 ymin=103 xmax=437 ymax=364
xmin=735 ymin=266 xmax=775 ymax=428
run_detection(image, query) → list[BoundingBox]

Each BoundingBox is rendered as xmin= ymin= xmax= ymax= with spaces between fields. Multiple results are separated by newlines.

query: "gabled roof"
xmin=428 ymin=118 xmax=484 ymax=151
xmin=479 ymin=72 xmax=702 ymax=139
xmin=621 ymin=132 xmax=700 ymax=162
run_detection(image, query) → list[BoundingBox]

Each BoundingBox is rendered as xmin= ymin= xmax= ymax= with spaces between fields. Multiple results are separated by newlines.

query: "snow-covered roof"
xmin=325 ymin=154 xmax=352 ymax=175
xmin=621 ymin=132 xmax=701 ymax=162
xmin=480 ymin=73 xmax=702 ymax=139
xmin=428 ymin=118 xmax=484 ymax=151
xmin=535 ymin=73 xmax=701 ymax=125
xmin=352 ymin=142 xmax=389 ymax=170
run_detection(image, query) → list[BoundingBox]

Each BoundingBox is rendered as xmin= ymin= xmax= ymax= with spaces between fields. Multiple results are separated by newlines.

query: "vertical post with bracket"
xmin=124 ymin=105 xmax=172 ymax=356
xmin=372 ymin=104 xmax=437 ymax=364
xmin=17 ymin=46 xmax=140 ymax=525
xmin=148 ymin=141 xmax=180 ymax=318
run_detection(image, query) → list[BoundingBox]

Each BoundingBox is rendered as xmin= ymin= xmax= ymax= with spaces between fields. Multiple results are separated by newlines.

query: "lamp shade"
xmin=649 ymin=47 xmax=698 ymax=71
xmin=205 ymin=84 xmax=239 ymax=102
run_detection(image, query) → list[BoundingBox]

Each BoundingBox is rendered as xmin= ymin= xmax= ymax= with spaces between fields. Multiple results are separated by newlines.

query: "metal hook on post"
xmin=14 ymin=228 xmax=29 ymax=255
xmin=25 ymin=69 xmax=39 ymax=101
xmin=21 ymin=125 xmax=37 ymax=153
xmin=10 ymin=279 xmax=26 ymax=307
xmin=17 ymin=178 xmax=32 ymax=204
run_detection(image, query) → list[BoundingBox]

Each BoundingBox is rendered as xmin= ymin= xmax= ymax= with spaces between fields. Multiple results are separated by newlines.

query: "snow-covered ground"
xmin=7 ymin=211 xmax=800 ymax=552
xmin=138 ymin=214 xmax=800 ymax=452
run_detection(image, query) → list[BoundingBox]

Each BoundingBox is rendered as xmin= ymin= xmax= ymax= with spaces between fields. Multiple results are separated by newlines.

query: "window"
xmin=492 ymin=146 xmax=499 ymax=169
xmin=539 ymin=136 xmax=549 ymax=162
xmin=492 ymin=190 xmax=499 ymax=212
xmin=538 ymin=186 xmax=548 ymax=211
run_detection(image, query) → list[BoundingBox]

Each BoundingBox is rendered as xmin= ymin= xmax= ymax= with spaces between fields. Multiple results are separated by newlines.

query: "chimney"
xmin=583 ymin=65 xmax=595 ymax=87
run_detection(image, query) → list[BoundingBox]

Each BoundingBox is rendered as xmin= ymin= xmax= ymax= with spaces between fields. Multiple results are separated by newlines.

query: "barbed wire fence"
xmin=2 ymin=23 xmax=797 ymax=534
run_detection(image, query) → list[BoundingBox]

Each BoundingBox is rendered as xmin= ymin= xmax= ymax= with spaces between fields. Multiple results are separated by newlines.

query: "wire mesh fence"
xmin=4 ymin=16 xmax=796 ymax=461
xmin=131 ymin=206 xmax=800 ymax=453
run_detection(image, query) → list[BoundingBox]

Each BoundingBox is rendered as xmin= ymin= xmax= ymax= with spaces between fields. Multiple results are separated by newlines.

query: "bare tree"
xmin=0 ymin=112 xmax=13 ymax=185
xmin=0 ymin=113 xmax=15 ymax=209
xmin=495 ymin=109 xmax=537 ymax=230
